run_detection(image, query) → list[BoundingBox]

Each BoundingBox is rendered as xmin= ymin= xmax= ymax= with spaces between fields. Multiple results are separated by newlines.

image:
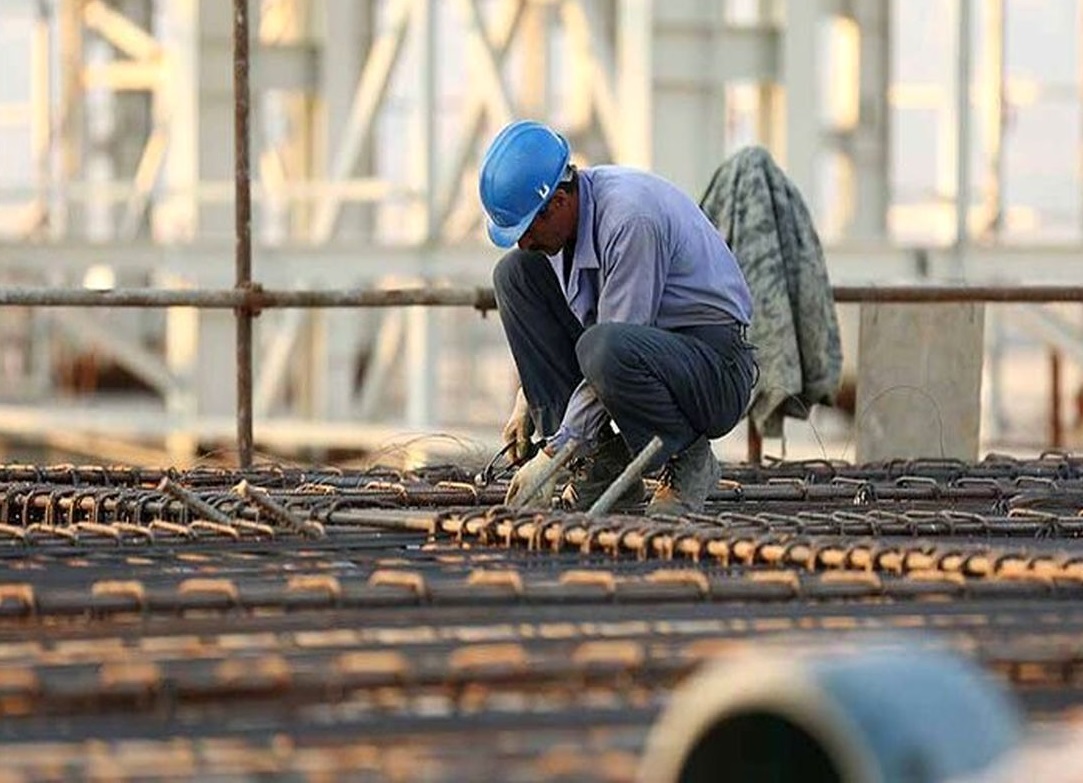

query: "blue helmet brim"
xmin=486 ymin=203 xmax=544 ymax=248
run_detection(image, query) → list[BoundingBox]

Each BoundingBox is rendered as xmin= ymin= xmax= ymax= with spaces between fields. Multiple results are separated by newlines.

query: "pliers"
xmin=474 ymin=438 xmax=543 ymax=487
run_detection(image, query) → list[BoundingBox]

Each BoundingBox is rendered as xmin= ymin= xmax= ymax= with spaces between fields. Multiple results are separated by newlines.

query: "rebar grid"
xmin=0 ymin=456 xmax=1080 ymax=780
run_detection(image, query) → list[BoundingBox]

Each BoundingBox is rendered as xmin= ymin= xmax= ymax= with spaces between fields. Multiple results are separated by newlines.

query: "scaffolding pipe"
xmin=830 ymin=285 xmax=1083 ymax=303
xmin=0 ymin=285 xmax=1081 ymax=310
xmin=234 ymin=0 xmax=254 ymax=468
xmin=955 ymin=0 xmax=974 ymax=261
xmin=0 ymin=287 xmax=498 ymax=309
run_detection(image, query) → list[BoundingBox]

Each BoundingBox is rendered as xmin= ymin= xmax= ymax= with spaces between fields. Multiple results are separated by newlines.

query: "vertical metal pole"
xmin=850 ymin=0 xmax=891 ymax=241
xmin=980 ymin=0 xmax=1005 ymax=240
xmin=755 ymin=0 xmax=784 ymax=158
xmin=31 ymin=1 xmax=52 ymax=235
xmin=1044 ymin=353 xmax=1061 ymax=450
xmin=747 ymin=418 xmax=763 ymax=465
xmin=706 ymin=1 xmax=728 ymax=170
xmin=84 ymin=19 xmax=113 ymax=240
xmin=233 ymin=0 xmax=254 ymax=467
xmin=954 ymin=0 xmax=973 ymax=271
xmin=1050 ymin=349 xmax=1063 ymax=449
xmin=406 ymin=0 xmax=435 ymax=433
xmin=58 ymin=0 xmax=84 ymax=239
xmin=783 ymin=0 xmax=821 ymax=220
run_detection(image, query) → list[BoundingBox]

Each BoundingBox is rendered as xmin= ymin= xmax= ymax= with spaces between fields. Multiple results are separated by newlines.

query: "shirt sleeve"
xmin=546 ymin=217 xmax=669 ymax=454
xmin=546 ymin=380 xmax=610 ymax=454
xmin=597 ymin=216 xmax=667 ymax=325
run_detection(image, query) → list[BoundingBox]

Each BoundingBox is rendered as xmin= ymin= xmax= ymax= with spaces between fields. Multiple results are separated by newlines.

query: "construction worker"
xmin=480 ymin=120 xmax=756 ymax=515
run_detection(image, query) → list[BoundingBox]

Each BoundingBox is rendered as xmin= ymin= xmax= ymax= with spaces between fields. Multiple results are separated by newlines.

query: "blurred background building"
xmin=0 ymin=0 xmax=1079 ymax=466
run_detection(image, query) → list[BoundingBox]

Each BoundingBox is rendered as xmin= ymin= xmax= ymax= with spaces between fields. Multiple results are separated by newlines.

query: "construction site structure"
xmin=0 ymin=0 xmax=1080 ymax=465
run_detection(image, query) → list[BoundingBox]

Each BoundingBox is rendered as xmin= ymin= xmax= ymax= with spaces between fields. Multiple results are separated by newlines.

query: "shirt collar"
xmin=571 ymin=169 xmax=600 ymax=272
xmin=558 ymin=169 xmax=599 ymax=304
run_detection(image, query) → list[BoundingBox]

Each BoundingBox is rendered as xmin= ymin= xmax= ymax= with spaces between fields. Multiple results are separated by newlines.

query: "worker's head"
xmin=479 ymin=120 xmax=578 ymax=255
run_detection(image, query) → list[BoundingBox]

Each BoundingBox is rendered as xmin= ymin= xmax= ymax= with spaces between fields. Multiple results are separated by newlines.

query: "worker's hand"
xmin=501 ymin=387 xmax=535 ymax=462
xmin=504 ymin=449 xmax=555 ymax=508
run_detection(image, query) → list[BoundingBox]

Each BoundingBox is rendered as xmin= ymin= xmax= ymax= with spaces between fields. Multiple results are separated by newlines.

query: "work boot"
xmin=646 ymin=436 xmax=721 ymax=517
xmin=560 ymin=434 xmax=646 ymax=512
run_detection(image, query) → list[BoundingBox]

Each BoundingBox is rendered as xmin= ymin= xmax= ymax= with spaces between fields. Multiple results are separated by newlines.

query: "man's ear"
xmin=548 ymin=190 xmax=569 ymax=212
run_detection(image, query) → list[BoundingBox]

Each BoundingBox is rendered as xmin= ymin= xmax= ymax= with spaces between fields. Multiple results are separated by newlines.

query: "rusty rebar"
xmin=233 ymin=0 xmax=254 ymax=468
xmin=509 ymin=439 xmax=580 ymax=510
xmin=587 ymin=435 xmax=663 ymax=517
xmin=157 ymin=477 xmax=233 ymax=526
xmin=233 ymin=479 xmax=325 ymax=538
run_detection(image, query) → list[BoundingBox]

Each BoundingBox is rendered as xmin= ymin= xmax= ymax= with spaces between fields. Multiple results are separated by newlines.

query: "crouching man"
xmin=481 ymin=120 xmax=756 ymax=515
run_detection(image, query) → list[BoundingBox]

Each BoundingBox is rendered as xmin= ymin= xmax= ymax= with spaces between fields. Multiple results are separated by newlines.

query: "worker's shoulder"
xmin=588 ymin=165 xmax=682 ymax=219
xmin=588 ymin=164 xmax=672 ymax=193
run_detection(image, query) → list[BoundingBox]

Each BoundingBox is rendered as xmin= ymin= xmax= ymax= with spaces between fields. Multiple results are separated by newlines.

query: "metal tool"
xmin=474 ymin=438 xmax=542 ymax=487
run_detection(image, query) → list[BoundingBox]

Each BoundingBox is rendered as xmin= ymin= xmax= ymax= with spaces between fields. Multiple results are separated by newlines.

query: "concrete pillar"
xmin=856 ymin=304 xmax=985 ymax=462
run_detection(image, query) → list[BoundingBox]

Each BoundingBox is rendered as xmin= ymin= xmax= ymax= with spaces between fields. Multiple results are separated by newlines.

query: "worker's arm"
xmin=543 ymin=380 xmax=609 ymax=455
xmin=544 ymin=217 xmax=668 ymax=454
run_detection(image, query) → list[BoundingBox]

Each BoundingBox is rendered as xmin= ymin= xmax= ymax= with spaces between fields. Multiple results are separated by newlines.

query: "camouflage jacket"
xmin=699 ymin=146 xmax=842 ymax=437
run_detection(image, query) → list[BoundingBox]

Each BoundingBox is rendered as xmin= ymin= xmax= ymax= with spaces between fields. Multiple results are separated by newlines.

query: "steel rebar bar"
xmin=233 ymin=0 xmax=254 ymax=468
xmin=588 ymin=435 xmax=663 ymax=517
xmin=509 ymin=439 xmax=580 ymax=510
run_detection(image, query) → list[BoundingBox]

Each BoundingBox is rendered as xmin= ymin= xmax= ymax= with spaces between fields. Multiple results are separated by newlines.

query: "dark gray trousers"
xmin=493 ymin=249 xmax=756 ymax=466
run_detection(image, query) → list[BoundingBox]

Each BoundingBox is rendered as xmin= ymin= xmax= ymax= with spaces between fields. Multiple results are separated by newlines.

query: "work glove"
xmin=501 ymin=387 xmax=535 ymax=462
xmin=504 ymin=449 xmax=556 ymax=508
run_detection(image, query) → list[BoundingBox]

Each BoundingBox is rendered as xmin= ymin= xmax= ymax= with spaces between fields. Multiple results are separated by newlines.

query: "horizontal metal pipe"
xmin=0 ymin=287 xmax=500 ymax=312
xmin=0 ymin=284 xmax=1081 ymax=311
xmin=831 ymin=285 xmax=1083 ymax=303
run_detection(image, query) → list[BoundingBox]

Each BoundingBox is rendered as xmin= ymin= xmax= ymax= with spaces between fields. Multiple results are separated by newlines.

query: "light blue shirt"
xmin=548 ymin=166 xmax=753 ymax=452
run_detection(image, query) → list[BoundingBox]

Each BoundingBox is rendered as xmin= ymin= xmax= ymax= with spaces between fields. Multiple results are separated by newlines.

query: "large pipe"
xmin=637 ymin=642 xmax=1022 ymax=783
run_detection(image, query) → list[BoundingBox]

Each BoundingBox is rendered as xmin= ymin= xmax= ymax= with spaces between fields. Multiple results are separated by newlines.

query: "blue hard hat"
xmin=478 ymin=120 xmax=571 ymax=248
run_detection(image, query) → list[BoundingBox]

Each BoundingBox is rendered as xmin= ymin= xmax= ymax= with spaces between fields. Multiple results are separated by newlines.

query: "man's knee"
xmin=577 ymin=323 xmax=634 ymax=382
xmin=492 ymin=249 xmax=536 ymax=295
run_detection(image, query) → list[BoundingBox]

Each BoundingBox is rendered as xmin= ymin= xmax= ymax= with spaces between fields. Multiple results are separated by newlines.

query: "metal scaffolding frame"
xmin=0 ymin=1 xmax=1079 ymax=465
